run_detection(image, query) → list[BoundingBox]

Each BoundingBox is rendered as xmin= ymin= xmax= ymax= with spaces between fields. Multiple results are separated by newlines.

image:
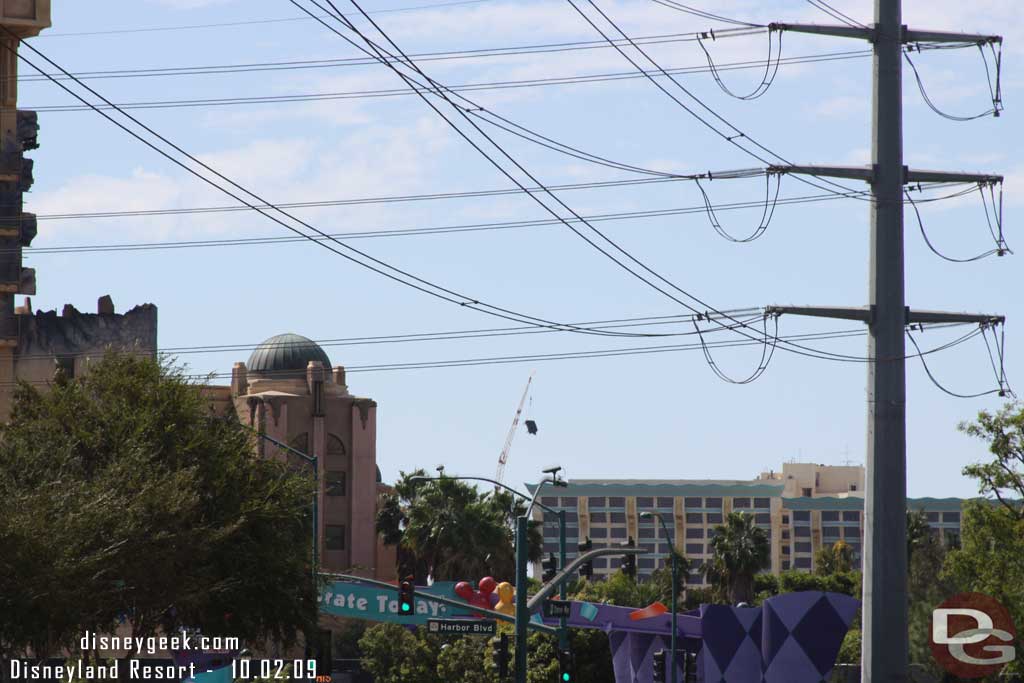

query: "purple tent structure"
xmin=541 ymin=591 xmax=859 ymax=683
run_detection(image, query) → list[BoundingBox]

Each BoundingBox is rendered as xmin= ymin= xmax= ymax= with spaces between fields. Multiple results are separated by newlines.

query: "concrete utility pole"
xmin=768 ymin=1 xmax=1006 ymax=680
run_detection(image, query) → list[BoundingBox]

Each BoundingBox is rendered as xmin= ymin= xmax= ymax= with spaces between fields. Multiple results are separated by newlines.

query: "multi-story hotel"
xmin=528 ymin=462 xmax=964 ymax=585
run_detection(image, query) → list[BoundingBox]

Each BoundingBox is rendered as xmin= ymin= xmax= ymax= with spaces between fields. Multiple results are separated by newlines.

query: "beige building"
xmin=529 ymin=462 xmax=964 ymax=585
xmin=206 ymin=333 xmax=396 ymax=581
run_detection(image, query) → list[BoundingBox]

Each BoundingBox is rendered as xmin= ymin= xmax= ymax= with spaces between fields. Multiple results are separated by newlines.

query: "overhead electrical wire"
xmin=23 ymin=48 xmax=879 ymax=113
xmin=18 ymin=29 xmax=765 ymax=82
xmin=904 ymin=186 xmax=1009 ymax=263
xmin=805 ymin=0 xmax=868 ymax=30
xmin=904 ymin=41 xmax=1003 ymax=121
xmin=35 ymin=0 xmax=498 ymax=38
xmin=695 ymin=26 xmax=782 ymax=100
xmin=906 ymin=325 xmax=1010 ymax=399
xmin=649 ymin=0 xmax=763 ymax=28
xmin=8 ymin=34 xmax=672 ymax=340
xmin=694 ymin=171 xmax=781 ymax=243
xmin=299 ymin=0 xmax=837 ymax=379
xmin=561 ymin=0 xmax=869 ymax=204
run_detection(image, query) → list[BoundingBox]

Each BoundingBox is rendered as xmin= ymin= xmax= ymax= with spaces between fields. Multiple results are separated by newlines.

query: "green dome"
xmin=248 ymin=333 xmax=331 ymax=379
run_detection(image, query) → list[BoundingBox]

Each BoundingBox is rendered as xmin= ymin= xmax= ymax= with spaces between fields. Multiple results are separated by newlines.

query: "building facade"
xmin=205 ymin=332 xmax=396 ymax=581
xmin=529 ymin=462 xmax=964 ymax=586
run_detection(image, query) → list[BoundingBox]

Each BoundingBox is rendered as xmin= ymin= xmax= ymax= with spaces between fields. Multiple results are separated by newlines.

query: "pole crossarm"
xmin=770 ymin=22 xmax=1000 ymax=46
xmin=769 ymin=165 xmax=1003 ymax=186
xmin=526 ymin=547 xmax=645 ymax=612
xmin=766 ymin=305 xmax=1005 ymax=327
xmin=770 ymin=22 xmax=875 ymax=42
xmin=905 ymin=169 xmax=1003 ymax=185
xmin=906 ymin=310 xmax=1005 ymax=325
xmin=903 ymin=29 xmax=1001 ymax=45
xmin=318 ymin=572 xmax=561 ymax=634
xmin=765 ymin=305 xmax=872 ymax=322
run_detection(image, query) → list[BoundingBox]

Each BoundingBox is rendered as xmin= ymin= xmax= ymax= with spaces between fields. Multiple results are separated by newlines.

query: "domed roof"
xmin=248 ymin=333 xmax=331 ymax=379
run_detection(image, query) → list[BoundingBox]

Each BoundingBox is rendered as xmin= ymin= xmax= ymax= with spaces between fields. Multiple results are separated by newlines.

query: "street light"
xmin=411 ymin=467 xmax=567 ymax=683
xmin=641 ymin=511 xmax=678 ymax=683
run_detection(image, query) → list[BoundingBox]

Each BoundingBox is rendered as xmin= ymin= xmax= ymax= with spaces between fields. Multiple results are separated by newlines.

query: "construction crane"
xmin=495 ymin=372 xmax=534 ymax=484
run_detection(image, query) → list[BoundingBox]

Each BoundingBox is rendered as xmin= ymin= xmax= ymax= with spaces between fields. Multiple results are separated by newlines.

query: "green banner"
xmin=319 ymin=581 xmax=476 ymax=625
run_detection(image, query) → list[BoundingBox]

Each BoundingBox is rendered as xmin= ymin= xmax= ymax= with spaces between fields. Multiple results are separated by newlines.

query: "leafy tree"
xmin=572 ymin=571 xmax=661 ymax=609
xmin=703 ymin=511 xmax=770 ymax=604
xmin=959 ymin=401 xmax=1024 ymax=519
xmin=436 ymin=633 xmax=498 ymax=683
xmin=376 ymin=473 xmax=540 ymax=583
xmin=814 ymin=539 xmax=855 ymax=576
xmin=358 ymin=624 xmax=438 ymax=683
xmin=0 ymin=354 xmax=317 ymax=657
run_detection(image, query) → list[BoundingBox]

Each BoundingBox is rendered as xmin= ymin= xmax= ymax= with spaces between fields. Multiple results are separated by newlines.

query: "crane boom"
xmin=495 ymin=372 xmax=534 ymax=484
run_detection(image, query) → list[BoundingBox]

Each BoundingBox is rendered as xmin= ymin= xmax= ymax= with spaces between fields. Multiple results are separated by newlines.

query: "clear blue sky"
xmin=20 ymin=0 xmax=1021 ymax=497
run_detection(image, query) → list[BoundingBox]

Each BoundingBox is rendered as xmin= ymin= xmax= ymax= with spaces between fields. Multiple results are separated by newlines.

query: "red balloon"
xmin=454 ymin=581 xmax=474 ymax=600
xmin=478 ymin=576 xmax=497 ymax=595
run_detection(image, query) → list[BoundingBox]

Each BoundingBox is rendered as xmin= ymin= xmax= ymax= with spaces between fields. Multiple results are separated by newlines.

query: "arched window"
xmin=290 ymin=433 xmax=309 ymax=455
xmin=327 ymin=434 xmax=346 ymax=456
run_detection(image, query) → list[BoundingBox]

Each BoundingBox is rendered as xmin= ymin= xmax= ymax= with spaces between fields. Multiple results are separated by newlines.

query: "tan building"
xmin=206 ymin=333 xmax=396 ymax=581
xmin=530 ymin=462 xmax=964 ymax=585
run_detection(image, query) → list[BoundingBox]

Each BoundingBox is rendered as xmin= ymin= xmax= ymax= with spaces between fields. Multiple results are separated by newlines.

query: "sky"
xmin=17 ymin=0 xmax=1022 ymax=498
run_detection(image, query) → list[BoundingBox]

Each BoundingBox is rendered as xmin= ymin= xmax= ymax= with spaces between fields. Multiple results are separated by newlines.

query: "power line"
xmin=903 ymin=42 xmax=1004 ymax=121
xmin=695 ymin=27 xmax=782 ymax=100
xmin=649 ymin=0 xmax=762 ymax=28
xmin=805 ymin=0 xmax=868 ymax=30
xmin=24 ymin=49 xmax=877 ymax=112
xmin=18 ymin=29 xmax=765 ymax=82
xmin=34 ymin=0 xmax=498 ymax=38
xmin=9 ymin=35 xmax=670 ymax=340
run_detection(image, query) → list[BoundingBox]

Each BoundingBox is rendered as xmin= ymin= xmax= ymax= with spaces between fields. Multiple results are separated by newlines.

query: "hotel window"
xmin=610 ymin=512 xmax=627 ymax=524
xmin=795 ymin=557 xmax=812 ymax=569
xmin=560 ymin=497 xmax=578 ymax=507
xmin=541 ymin=497 xmax=558 ymax=506
xmin=755 ymin=513 xmax=771 ymax=525
xmin=639 ymin=527 xmax=656 ymax=539
xmin=793 ymin=511 xmax=811 ymax=522
xmin=782 ymin=515 xmax=790 ymax=524
xmin=610 ymin=528 xmax=627 ymax=539
xmin=591 ymin=527 xmax=608 ymax=538
xmin=782 ymin=560 xmax=791 ymax=570
xmin=801 ymin=488 xmax=812 ymax=497
xmin=684 ymin=497 xmax=702 ymax=507
xmin=637 ymin=497 xmax=654 ymax=508
xmin=795 ymin=527 xmax=811 ymax=537
xmin=685 ymin=543 xmax=703 ymax=555
xmin=564 ymin=512 xmax=578 ymax=523
xmin=822 ymin=511 xmax=840 ymax=522
xmin=706 ymin=513 xmax=723 ymax=524
xmin=325 ymin=525 xmax=346 ymax=551
xmin=823 ymin=526 xmax=841 ymax=538
xmin=588 ymin=497 xmax=607 ymax=508
xmin=687 ymin=575 xmax=704 ymax=585
xmin=754 ymin=497 xmax=771 ymax=508
xmin=704 ymin=497 xmax=723 ymax=509
xmin=734 ymin=498 xmax=751 ymax=508
xmin=639 ymin=558 xmax=656 ymax=570
xmin=326 ymin=470 xmax=347 ymax=496
xmin=842 ymin=511 xmax=860 ymax=522
xmin=686 ymin=513 xmax=703 ymax=524
xmin=609 ymin=497 xmax=626 ymax=508
xmin=781 ymin=530 xmax=790 ymax=540
xmin=657 ymin=497 xmax=675 ymax=508
xmin=926 ymin=511 xmax=939 ymax=522
xmin=943 ymin=511 xmax=961 ymax=523
xmin=844 ymin=527 xmax=860 ymax=539
xmin=686 ymin=528 xmax=704 ymax=539
xmin=795 ymin=542 xmax=812 ymax=553
xmin=782 ymin=545 xmax=791 ymax=555
xmin=590 ymin=512 xmax=607 ymax=523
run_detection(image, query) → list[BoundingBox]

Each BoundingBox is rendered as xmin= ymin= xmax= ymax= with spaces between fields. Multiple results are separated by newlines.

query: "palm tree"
xmin=815 ymin=539 xmax=855 ymax=575
xmin=703 ymin=511 xmax=770 ymax=604
xmin=376 ymin=471 xmax=541 ymax=583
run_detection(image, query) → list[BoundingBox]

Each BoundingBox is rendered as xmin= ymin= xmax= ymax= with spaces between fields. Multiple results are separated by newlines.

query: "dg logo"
xmin=931 ymin=592 xmax=1017 ymax=679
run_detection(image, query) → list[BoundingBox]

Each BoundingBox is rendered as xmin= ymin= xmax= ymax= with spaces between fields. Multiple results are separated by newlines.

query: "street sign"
xmin=427 ymin=619 xmax=497 ymax=636
xmin=543 ymin=600 xmax=572 ymax=619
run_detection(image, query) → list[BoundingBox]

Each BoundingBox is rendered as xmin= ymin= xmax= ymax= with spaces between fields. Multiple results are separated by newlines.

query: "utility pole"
xmin=766 ymin=1 xmax=1006 ymax=680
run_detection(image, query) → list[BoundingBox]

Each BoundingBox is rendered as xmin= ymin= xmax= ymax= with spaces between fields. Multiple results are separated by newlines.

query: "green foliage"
xmin=776 ymin=570 xmax=860 ymax=597
xmin=814 ymin=540 xmax=855 ymax=576
xmin=703 ymin=511 xmax=770 ymax=604
xmin=0 ymin=354 xmax=317 ymax=657
xmin=571 ymin=571 xmax=662 ymax=609
xmin=436 ymin=633 xmax=497 ymax=683
xmin=959 ymin=401 xmax=1024 ymax=519
xmin=358 ymin=624 xmax=438 ymax=683
xmin=375 ymin=472 xmax=541 ymax=582
xmin=836 ymin=628 xmax=861 ymax=665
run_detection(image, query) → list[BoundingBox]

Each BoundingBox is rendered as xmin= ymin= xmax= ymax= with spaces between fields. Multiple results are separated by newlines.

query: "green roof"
xmin=248 ymin=333 xmax=331 ymax=379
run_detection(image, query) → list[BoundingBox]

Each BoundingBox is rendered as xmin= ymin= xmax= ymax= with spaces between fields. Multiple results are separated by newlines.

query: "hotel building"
xmin=528 ymin=462 xmax=964 ymax=585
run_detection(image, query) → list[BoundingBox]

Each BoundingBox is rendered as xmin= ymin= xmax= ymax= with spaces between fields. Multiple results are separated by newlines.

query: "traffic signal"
xmin=541 ymin=553 xmax=558 ymax=583
xmin=578 ymin=537 xmax=593 ymax=579
xmin=398 ymin=579 xmax=415 ymax=616
xmin=621 ymin=536 xmax=636 ymax=578
xmin=491 ymin=633 xmax=509 ymax=678
xmin=683 ymin=650 xmax=697 ymax=683
xmin=557 ymin=649 xmax=574 ymax=682
xmin=652 ymin=649 xmax=666 ymax=683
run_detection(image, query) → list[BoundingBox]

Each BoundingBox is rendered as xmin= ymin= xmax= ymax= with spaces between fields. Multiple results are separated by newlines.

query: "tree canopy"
xmin=0 ymin=354 xmax=317 ymax=658
xmin=703 ymin=511 xmax=770 ymax=604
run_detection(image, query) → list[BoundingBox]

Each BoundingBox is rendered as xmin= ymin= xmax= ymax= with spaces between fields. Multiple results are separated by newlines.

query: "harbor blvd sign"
xmin=319 ymin=581 xmax=474 ymax=625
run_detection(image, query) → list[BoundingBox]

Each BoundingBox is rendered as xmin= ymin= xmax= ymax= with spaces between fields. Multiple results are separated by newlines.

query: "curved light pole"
xmin=641 ymin=511 xmax=678 ymax=683
xmin=412 ymin=468 xmax=567 ymax=683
